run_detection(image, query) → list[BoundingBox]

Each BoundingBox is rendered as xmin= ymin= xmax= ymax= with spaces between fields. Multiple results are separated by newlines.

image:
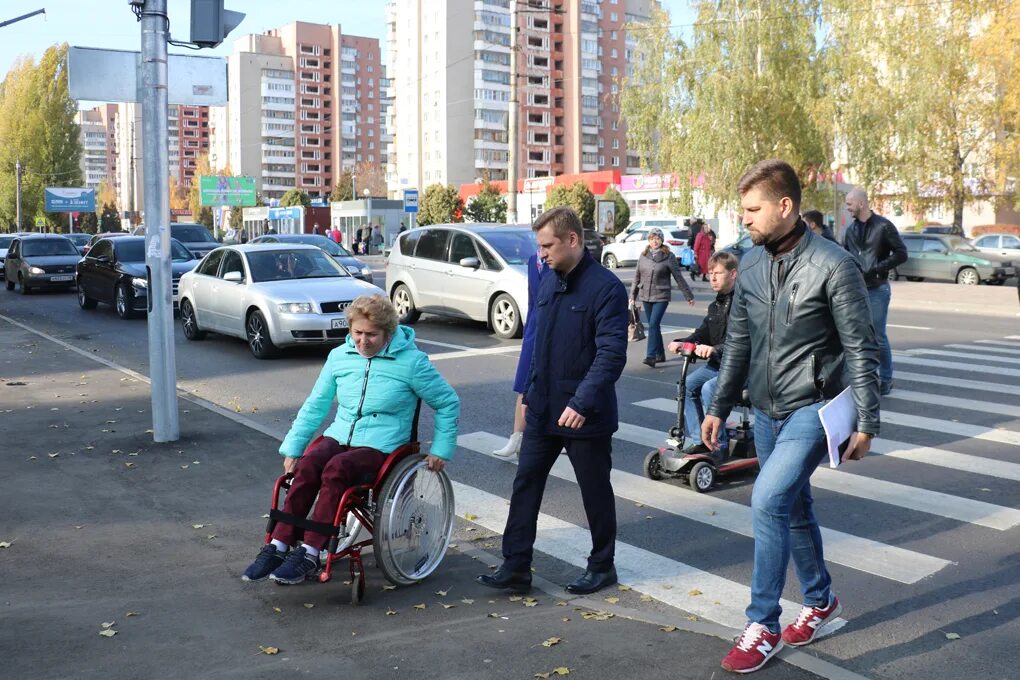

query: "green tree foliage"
xmin=77 ymin=210 xmax=98 ymax=233
xmin=99 ymin=203 xmax=120 ymax=231
xmin=330 ymin=169 xmax=355 ymax=202
xmin=543 ymin=182 xmax=595 ymax=229
xmin=620 ymin=3 xmax=832 ymax=214
xmin=0 ymin=45 xmax=83 ymax=230
xmin=280 ymin=188 xmax=312 ymax=208
xmin=417 ymin=183 xmax=464 ymax=226
xmin=464 ymin=181 xmax=507 ymax=223
xmin=600 ymin=186 xmax=630 ymax=235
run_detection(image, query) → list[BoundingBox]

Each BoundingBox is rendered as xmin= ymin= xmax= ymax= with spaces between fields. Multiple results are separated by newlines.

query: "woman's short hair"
xmin=345 ymin=294 xmax=399 ymax=337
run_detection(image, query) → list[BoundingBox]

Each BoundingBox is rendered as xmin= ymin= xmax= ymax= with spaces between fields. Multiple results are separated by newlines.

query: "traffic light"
xmin=190 ymin=0 xmax=245 ymax=49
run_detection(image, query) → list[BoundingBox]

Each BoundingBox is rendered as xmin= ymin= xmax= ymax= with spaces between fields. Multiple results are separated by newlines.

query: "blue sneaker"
xmin=269 ymin=548 xmax=320 ymax=585
xmin=242 ymin=544 xmax=286 ymax=582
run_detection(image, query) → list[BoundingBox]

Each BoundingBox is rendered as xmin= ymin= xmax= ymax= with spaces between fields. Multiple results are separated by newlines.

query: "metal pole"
xmin=0 ymin=8 xmax=45 ymax=29
xmin=15 ymin=159 xmax=22 ymax=229
xmin=140 ymin=0 xmax=179 ymax=442
xmin=506 ymin=0 xmax=519 ymax=224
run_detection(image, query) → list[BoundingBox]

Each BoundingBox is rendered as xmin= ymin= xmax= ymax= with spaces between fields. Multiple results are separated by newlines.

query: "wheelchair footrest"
xmin=268 ymin=509 xmax=341 ymax=539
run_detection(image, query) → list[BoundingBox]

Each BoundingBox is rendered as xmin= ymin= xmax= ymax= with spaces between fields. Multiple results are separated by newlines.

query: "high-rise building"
xmin=387 ymin=0 xmax=652 ymax=193
xmin=225 ymin=22 xmax=383 ymax=201
xmin=75 ymin=104 xmax=118 ymax=190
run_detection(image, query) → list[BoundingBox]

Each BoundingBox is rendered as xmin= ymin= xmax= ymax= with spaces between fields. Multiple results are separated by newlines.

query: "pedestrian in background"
xmin=802 ymin=210 xmax=837 ymax=243
xmin=703 ymin=160 xmax=879 ymax=674
xmin=842 ymin=186 xmax=908 ymax=395
xmin=631 ymin=227 xmax=695 ymax=367
xmin=311 ymin=223 xmax=321 ymax=236
xmin=693 ymin=221 xmax=716 ymax=282
xmin=371 ymin=224 xmax=384 ymax=254
xmin=330 ymin=224 xmax=342 ymax=244
xmin=478 ymin=207 xmax=628 ymax=596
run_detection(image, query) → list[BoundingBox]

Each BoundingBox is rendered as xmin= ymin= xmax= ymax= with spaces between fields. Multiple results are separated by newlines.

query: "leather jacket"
xmin=677 ymin=289 xmax=733 ymax=370
xmin=707 ymin=226 xmax=880 ymax=434
xmin=842 ymin=213 xmax=908 ymax=288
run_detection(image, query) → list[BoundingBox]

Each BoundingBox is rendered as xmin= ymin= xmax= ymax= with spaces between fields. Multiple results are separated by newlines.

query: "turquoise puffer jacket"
xmin=280 ymin=326 xmax=460 ymax=459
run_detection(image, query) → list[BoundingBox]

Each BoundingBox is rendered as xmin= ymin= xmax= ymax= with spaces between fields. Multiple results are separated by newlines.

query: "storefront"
xmin=329 ymin=199 xmax=405 ymax=252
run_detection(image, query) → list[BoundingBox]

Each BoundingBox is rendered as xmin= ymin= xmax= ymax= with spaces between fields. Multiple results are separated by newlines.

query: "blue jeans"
xmin=867 ymin=282 xmax=892 ymax=384
xmin=746 ymin=402 xmax=832 ymax=633
xmin=681 ymin=365 xmax=726 ymax=448
xmin=643 ymin=301 xmax=668 ymax=359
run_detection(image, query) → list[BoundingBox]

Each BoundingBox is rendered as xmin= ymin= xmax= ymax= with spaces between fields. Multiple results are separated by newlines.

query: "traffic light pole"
xmin=506 ymin=0 xmax=519 ymax=224
xmin=140 ymin=0 xmax=179 ymax=442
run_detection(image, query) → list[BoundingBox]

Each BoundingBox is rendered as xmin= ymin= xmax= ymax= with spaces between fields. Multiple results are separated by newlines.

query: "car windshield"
xmin=67 ymin=234 xmax=91 ymax=246
xmin=273 ymin=234 xmax=347 ymax=257
xmin=22 ymin=239 xmax=80 ymax=257
xmin=246 ymin=249 xmax=350 ymax=282
xmin=475 ymin=229 xmax=538 ymax=265
xmin=171 ymin=225 xmax=216 ymax=243
xmin=117 ymin=240 xmax=193 ymax=262
xmin=0 ymin=236 xmax=15 ymax=249
xmin=947 ymin=237 xmax=978 ymax=252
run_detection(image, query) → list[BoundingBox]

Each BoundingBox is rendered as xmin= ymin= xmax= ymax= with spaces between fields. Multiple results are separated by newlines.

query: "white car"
xmin=972 ymin=233 xmax=1020 ymax=258
xmin=177 ymin=244 xmax=380 ymax=358
xmin=601 ymin=218 xmax=693 ymax=268
xmin=385 ymin=224 xmax=534 ymax=339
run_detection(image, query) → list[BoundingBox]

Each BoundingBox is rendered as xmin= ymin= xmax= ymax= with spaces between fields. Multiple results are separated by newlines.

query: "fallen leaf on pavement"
xmin=542 ymin=637 xmax=562 ymax=647
xmin=556 ymin=601 xmax=567 ymax=607
xmin=581 ymin=611 xmax=614 ymax=621
xmin=0 ymin=541 xmax=12 ymax=549
xmin=74 ymin=526 xmax=84 ymax=530
xmin=660 ymin=625 xmax=678 ymax=632
xmin=460 ymin=598 xmax=475 ymax=605
xmin=385 ymin=609 xmax=397 ymax=616
xmin=181 ymin=465 xmax=189 ymax=469
xmin=207 ymin=534 xmax=217 ymax=540
xmin=258 ymin=646 xmax=279 ymax=655
xmin=640 ymin=594 xmax=653 ymax=602
xmin=126 ymin=612 xmax=139 ymax=617
xmin=303 ymin=603 xmax=314 ymax=609
xmin=604 ymin=596 xmax=619 ymax=604
xmin=688 ymin=589 xmax=702 ymax=597
xmin=535 ymin=674 xmax=550 ymax=679
xmin=435 ymin=588 xmax=449 ymax=597
xmin=192 ymin=524 xmax=206 ymax=529
xmin=442 ymin=604 xmax=456 ymax=609
xmin=413 ymin=603 xmax=426 ymax=610
xmin=488 ymin=612 xmax=501 ymax=618
xmin=552 ymin=668 xmax=570 ymax=676
xmin=523 ymin=598 xmax=538 ymax=608
xmin=124 ymin=462 xmax=135 ymax=468
xmin=945 ymin=632 xmax=961 ymax=640
xmin=382 ymin=585 xmax=397 ymax=591
xmin=272 ymin=607 xmax=282 ymax=614
xmin=99 ymin=629 xmax=117 ymax=638
xmin=464 ymin=513 xmax=478 ymax=520
xmin=48 ymin=453 xmax=60 ymax=458
xmin=561 ymin=617 xmax=570 ymax=622
xmin=101 ymin=622 xmax=115 ymax=629
xmin=509 ymin=595 xmax=523 ymax=602
xmin=617 ymin=585 xmax=631 ymax=591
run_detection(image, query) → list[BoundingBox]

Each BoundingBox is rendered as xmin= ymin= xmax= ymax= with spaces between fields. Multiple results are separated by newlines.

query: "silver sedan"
xmin=177 ymin=244 xmax=381 ymax=359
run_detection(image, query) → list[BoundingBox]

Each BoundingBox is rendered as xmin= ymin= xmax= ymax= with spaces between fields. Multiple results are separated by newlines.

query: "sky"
xmin=1 ymin=0 xmax=696 ymax=98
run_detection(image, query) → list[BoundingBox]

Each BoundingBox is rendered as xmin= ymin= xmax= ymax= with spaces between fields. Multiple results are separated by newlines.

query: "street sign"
xmin=403 ymin=189 xmax=419 ymax=214
xmin=45 ymin=187 xmax=95 ymax=212
xmin=67 ymin=46 xmax=227 ymax=106
xmin=35 ymin=217 xmax=46 ymax=228
xmin=199 ymin=175 xmax=256 ymax=207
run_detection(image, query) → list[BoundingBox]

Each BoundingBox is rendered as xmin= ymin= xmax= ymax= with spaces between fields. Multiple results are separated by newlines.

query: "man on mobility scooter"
xmin=242 ymin=294 xmax=460 ymax=586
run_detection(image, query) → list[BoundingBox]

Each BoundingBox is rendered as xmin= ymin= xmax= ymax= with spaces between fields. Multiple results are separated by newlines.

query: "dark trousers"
xmin=501 ymin=429 xmax=616 ymax=573
xmin=271 ymin=437 xmax=384 ymax=550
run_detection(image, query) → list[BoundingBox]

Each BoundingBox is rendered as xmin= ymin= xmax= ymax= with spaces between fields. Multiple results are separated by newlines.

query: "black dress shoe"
xmin=565 ymin=566 xmax=618 ymax=595
xmin=642 ymin=357 xmax=657 ymax=367
xmin=476 ymin=564 xmax=532 ymax=593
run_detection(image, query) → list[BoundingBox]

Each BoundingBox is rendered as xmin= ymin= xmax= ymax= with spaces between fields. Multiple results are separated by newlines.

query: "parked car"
xmin=385 ymin=224 xmax=535 ymax=339
xmin=894 ymin=234 xmax=1016 ymax=285
xmin=84 ymin=231 xmax=130 ymax=255
xmin=583 ymin=229 xmax=604 ymax=263
xmin=4 ymin=234 xmax=81 ymax=294
xmin=921 ymin=224 xmax=965 ymax=236
xmin=177 ymin=244 xmax=378 ymax=358
xmin=601 ymin=218 xmax=693 ymax=268
xmin=76 ymin=236 xmax=200 ymax=319
xmin=251 ymin=233 xmax=375 ymax=284
xmin=65 ymin=233 xmax=92 ymax=255
xmin=972 ymin=233 xmax=1020 ymax=258
xmin=135 ymin=223 xmax=219 ymax=259
xmin=0 ymin=233 xmax=29 ymax=280
xmin=720 ymin=233 xmax=756 ymax=261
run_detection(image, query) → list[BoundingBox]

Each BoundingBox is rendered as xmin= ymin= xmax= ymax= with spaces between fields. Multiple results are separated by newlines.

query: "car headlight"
xmin=132 ymin=276 xmax=148 ymax=289
xmin=29 ymin=266 xmax=45 ymax=275
xmin=278 ymin=302 xmax=314 ymax=314
xmin=361 ymin=267 xmax=372 ymax=277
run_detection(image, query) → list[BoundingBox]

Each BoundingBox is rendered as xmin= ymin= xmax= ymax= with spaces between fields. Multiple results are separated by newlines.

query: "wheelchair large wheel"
xmin=373 ymin=454 xmax=454 ymax=587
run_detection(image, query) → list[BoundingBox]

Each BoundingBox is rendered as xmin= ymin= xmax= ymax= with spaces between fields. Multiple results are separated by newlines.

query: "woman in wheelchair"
xmin=242 ymin=294 xmax=460 ymax=585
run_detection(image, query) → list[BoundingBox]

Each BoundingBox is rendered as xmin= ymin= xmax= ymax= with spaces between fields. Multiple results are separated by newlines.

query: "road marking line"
xmin=426 ymin=346 xmax=521 ymax=361
xmin=908 ymin=348 xmax=1020 ymax=366
xmin=452 ymin=478 xmax=815 ymax=631
xmin=1006 ymin=335 xmax=1020 ymax=340
xmin=944 ymin=343 xmax=1020 ymax=356
xmin=888 ymin=324 xmax=932 ymax=330
xmin=869 ymin=438 xmax=1020 ymax=483
xmin=885 ymin=389 xmax=1020 ymax=419
xmin=895 ymin=370 xmax=1017 ymax=394
xmin=892 ymin=355 xmax=1020 ymax=379
xmin=882 ymin=411 xmax=1020 ymax=446
xmin=460 ymin=432 xmax=950 ymax=582
xmin=975 ymin=339 xmax=1020 ymax=348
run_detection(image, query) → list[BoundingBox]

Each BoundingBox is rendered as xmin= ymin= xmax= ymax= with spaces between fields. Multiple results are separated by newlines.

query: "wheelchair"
xmin=264 ymin=403 xmax=455 ymax=604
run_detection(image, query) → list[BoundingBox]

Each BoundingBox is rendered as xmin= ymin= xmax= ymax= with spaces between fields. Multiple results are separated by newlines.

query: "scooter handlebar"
xmin=680 ymin=341 xmax=697 ymax=358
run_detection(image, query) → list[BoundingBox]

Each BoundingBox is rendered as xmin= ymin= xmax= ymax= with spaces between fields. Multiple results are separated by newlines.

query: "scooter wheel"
xmin=689 ymin=462 xmax=715 ymax=493
xmin=643 ymin=449 xmax=665 ymax=481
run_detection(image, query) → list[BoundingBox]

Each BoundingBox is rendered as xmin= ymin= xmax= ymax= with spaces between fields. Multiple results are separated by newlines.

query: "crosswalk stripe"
xmin=944 ymin=343 xmax=1020 ymax=356
xmin=885 ymin=389 xmax=1020 ymax=418
xmin=633 ymin=398 xmax=1020 ymax=524
xmin=908 ymin=348 xmax=1020 ymax=366
xmin=892 ymin=355 xmax=1020 ymax=379
xmin=881 ymin=411 xmax=1020 ymax=446
xmin=459 ymin=432 xmax=951 ymax=583
xmin=895 ymin=370 xmax=1015 ymax=395
xmin=869 ymin=438 xmax=1020 ymax=483
xmin=1006 ymin=335 xmax=1020 ymax=340
xmin=452 ymin=480 xmax=815 ymax=630
xmin=975 ymin=339 xmax=1020 ymax=348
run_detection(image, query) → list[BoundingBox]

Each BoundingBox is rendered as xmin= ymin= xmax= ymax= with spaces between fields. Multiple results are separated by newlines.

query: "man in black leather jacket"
xmin=702 ymin=160 xmax=880 ymax=675
xmin=842 ymin=188 xmax=907 ymax=395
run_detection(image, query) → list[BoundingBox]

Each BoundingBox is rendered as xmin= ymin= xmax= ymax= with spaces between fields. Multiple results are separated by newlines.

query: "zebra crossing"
xmin=452 ymin=333 xmax=1020 ymax=636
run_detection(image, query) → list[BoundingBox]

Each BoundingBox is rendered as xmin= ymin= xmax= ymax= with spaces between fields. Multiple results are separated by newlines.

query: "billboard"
xmin=45 ymin=187 xmax=95 ymax=212
xmin=199 ymin=175 xmax=257 ymax=207
xmin=597 ymin=200 xmax=616 ymax=234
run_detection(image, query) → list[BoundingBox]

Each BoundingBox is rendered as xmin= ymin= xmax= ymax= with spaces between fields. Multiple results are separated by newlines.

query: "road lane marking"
xmin=975 ymin=339 xmax=1020 ymax=348
xmin=944 ymin=343 xmax=1020 ymax=356
xmin=426 ymin=346 xmax=521 ymax=361
xmin=868 ymin=438 xmax=1020 ymax=482
xmin=882 ymin=411 xmax=1020 ymax=446
xmin=892 ymin=355 xmax=1020 ymax=379
xmin=885 ymin=389 xmax=1020 ymax=419
xmin=888 ymin=324 xmax=932 ymax=330
xmin=460 ymin=432 xmax=951 ymax=583
xmin=895 ymin=370 xmax=1017 ymax=395
xmin=907 ymin=348 xmax=1020 ymax=366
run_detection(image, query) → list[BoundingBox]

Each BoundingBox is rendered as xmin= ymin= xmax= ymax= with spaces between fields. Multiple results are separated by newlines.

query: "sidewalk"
xmin=0 ymin=319 xmax=836 ymax=680
xmin=887 ymin=280 xmax=1020 ymax=318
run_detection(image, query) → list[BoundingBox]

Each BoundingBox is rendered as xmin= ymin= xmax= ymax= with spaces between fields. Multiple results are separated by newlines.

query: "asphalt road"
xmin=1 ymin=269 xmax=1018 ymax=680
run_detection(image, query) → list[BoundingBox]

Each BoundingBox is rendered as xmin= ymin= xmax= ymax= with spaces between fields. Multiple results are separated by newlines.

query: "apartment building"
xmin=387 ymin=0 xmax=652 ymax=192
xmin=75 ymin=105 xmax=114 ymax=189
xmin=224 ymin=22 xmax=383 ymax=201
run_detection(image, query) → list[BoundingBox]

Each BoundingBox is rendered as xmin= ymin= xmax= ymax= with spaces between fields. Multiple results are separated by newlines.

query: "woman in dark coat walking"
xmin=631 ymin=228 xmax=696 ymax=366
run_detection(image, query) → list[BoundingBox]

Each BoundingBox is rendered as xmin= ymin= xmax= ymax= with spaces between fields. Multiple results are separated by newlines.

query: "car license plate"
xmin=51 ymin=275 xmax=73 ymax=282
xmin=331 ymin=318 xmax=348 ymax=329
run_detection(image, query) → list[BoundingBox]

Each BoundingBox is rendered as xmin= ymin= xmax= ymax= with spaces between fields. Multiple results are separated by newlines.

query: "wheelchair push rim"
xmin=373 ymin=454 xmax=455 ymax=586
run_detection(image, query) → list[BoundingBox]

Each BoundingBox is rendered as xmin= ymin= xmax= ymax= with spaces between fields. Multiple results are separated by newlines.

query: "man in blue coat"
xmin=477 ymin=207 xmax=629 ymax=595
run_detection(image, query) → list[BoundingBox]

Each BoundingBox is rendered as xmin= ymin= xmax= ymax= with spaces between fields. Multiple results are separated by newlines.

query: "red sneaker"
xmin=782 ymin=595 xmax=842 ymax=647
xmin=721 ymin=623 xmax=784 ymax=674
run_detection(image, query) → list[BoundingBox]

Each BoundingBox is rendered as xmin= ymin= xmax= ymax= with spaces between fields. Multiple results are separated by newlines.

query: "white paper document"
xmin=818 ymin=386 xmax=856 ymax=468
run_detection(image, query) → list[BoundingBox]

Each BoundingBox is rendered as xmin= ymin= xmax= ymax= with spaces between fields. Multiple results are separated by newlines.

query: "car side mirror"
xmin=223 ymin=270 xmax=244 ymax=283
xmin=459 ymin=256 xmax=480 ymax=269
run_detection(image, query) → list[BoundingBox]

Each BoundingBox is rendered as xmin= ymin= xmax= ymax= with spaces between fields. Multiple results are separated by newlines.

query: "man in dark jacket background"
xmin=667 ymin=250 xmax=738 ymax=456
xmin=842 ymin=187 xmax=908 ymax=395
xmin=478 ymin=207 xmax=629 ymax=596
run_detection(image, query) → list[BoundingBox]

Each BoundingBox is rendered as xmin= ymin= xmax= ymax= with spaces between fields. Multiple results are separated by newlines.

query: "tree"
xmin=464 ymin=181 xmax=507 ymax=223
xmin=417 ymin=183 xmax=463 ymax=226
xmin=229 ymin=206 xmax=244 ymax=231
xmin=600 ymin=186 xmax=630 ymax=235
xmin=280 ymin=188 xmax=311 ymax=207
xmin=620 ymin=3 xmax=832 ymax=214
xmin=100 ymin=203 xmax=120 ymax=231
xmin=543 ymin=182 xmax=595 ymax=229
xmin=188 ymin=153 xmax=213 ymax=220
xmin=96 ymin=178 xmax=118 ymax=214
xmin=168 ymin=176 xmax=188 ymax=211
xmin=353 ymin=161 xmax=387 ymax=198
xmin=330 ymin=169 xmax=355 ymax=202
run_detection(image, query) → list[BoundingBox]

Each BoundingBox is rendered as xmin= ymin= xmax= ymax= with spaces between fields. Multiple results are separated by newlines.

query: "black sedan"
xmin=4 ymin=234 xmax=81 ymax=294
xmin=251 ymin=233 xmax=375 ymax=284
xmin=76 ymin=236 xmax=199 ymax=319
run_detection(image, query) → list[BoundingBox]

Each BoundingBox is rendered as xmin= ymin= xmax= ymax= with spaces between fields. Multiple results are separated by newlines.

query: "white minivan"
xmin=601 ymin=218 xmax=694 ymax=269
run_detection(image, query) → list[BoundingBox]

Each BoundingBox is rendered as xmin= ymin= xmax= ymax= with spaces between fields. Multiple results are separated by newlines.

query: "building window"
xmin=612 ymin=156 xmax=619 ymax=166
